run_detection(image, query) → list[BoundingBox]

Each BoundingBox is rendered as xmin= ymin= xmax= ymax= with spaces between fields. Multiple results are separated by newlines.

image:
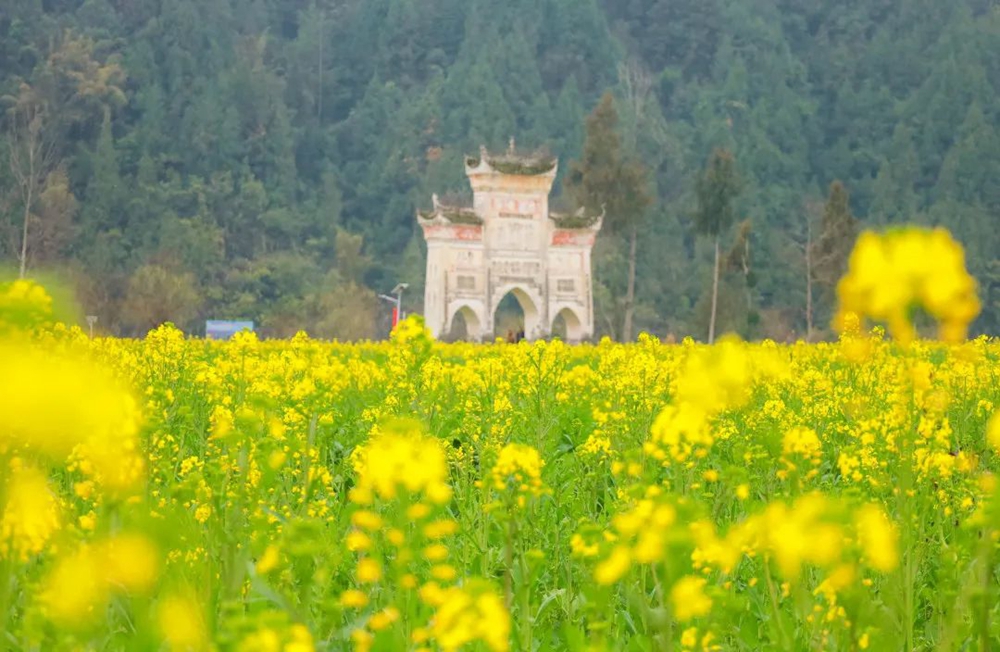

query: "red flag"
xmin=391 ymin=306 xmax=399 ymax=328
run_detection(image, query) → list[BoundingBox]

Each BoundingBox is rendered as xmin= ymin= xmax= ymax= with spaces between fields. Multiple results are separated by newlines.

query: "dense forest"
xmin=3 ymin=0 xmax=1000 ymax=339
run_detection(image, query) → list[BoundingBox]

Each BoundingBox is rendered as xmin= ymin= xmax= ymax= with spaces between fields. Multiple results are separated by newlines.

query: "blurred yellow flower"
xmin=855 ymin=504 xmax=899 ymax=572
xmin=594 ymin=545 xmax=631 ymax=585
xmin=340 ymin=589 xmax=369 ymax=608
xmin=835 ymin=228 xmax=979 ymax=344
xmin=41 ymin=544 xmax=106 ymax=626
xmin=157 ymin=593 xmax=208 ymax=651
xmin=429 ymin=582 xmax=509 ymax=652
xmin=256 ymin=544 xmax=281 ymax=574
xmin=102 ymin=533 xmax=159 ymax=593
xmin=0 ymin=464 xmax=61 ymax=562
xmin=671 ymin=576 xmax=712 ymax=622
xmin=987 ymin=411 xmax=1000 ymax=454
xmin=0 ymin=345 xmax=143 ymax=487
xmin=352 ymin=419 xmax=452 ymax=504
xmin=357 ymin=557 xmax=382 ymax=583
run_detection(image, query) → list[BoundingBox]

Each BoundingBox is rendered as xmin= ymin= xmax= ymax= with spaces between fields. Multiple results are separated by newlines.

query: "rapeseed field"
xmin=2 ymin=227 xmax=1000 ymax=651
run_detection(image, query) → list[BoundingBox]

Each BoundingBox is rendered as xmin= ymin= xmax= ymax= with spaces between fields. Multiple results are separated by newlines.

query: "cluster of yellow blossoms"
xmin=344 ymin=419 xmax=509 ymax=652
xmin=0 ymin=277 xmax=54 ymax=332
xmin=4 ymin=225 xmax=1000 ymax=651
xmin=489 ymin=442 xmax=548 ymax=506
xmin=42 ymin=532 xmax=160 ymax=626
xmin=0 ymin=280 xmax=178 ymax=646
xmin=835 ymin=227 xmax=980 ymax=343
xmin=0 ymin=463 xmax=61 ymax=561
xmin=350 ymin=419 xmax=453 ymax=505
xmin=645 ymin=336 xmax=786 ymax=465
xmin=422 ymin=581 xmax=510 ymax=652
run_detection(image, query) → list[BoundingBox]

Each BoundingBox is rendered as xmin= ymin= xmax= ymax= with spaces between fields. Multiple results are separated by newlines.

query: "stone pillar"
xmin=423 ymin=242 xmax=448 ymax=338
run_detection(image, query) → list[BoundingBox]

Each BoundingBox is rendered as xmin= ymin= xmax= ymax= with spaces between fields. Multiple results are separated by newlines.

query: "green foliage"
xmin=122 ymin=264 xmax=202 ymax=334
xmin=812 ymin=181 xmax=859 ymax=291
xmin=565 ymin=93 xmax=651 ymax=233
xmin=694 ymin=148 xmax=740 ymax=238
xmin=2 ymin=0 xmax=1000 ymax=338
xmin=566 ymin=92 xmax=651 ymax=341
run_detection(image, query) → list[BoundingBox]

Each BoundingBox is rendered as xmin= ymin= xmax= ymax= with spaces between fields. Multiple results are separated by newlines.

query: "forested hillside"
xmin=3 ymin=0 xmax=1000 ymax=339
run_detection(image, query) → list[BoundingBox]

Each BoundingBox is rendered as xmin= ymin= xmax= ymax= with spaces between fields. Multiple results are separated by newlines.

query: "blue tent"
xmin=205 ymin=320 xmax=254 ymax=340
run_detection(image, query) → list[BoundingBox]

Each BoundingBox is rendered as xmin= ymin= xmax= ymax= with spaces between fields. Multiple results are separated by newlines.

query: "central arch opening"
xmin=493 ymin=287 xmax=539 ymax=342
xmin=494 ymin=293 xmax=524 ymax=341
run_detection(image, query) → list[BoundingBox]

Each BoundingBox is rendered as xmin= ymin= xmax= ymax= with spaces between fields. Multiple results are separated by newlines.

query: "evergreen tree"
xmin=870 ymin=125 xmax=920 ymax=224
xmin=811 ymin=181 xmax=858 ymax=324
xmin=79 ymin=112 xmax=125 ymax=250
xmin=565 ymin=92 xmax=651 ymax=341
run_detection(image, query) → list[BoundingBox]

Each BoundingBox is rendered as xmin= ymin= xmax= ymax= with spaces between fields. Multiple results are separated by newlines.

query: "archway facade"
xmin=417 ymin=144 xmax=601 ymax=342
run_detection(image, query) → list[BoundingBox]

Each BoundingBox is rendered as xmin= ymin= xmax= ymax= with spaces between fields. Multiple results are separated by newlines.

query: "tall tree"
xmin=724 ymin=218 xmax=754 ymax=333
xmin=811 ymin=180 xmax=858 ymax=320
xmin=33 ymin=168 xmax=78 ymax=266
xmin=795 ymin=197 xmax=824 ymax=342
xmin=565 ymin=92 xmax=651 ymax=341
xmin=122 ymin=264 xmax=202 ymax=335
xmin=694 ymin=148 xmax=740 ymax=344
xmin=79 ymin=112 xmax=125 ymax=255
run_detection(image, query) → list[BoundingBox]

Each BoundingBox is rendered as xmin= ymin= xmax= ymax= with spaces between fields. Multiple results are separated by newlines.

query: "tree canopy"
xmin=2 ymin=0 xmax=1000 ymax=339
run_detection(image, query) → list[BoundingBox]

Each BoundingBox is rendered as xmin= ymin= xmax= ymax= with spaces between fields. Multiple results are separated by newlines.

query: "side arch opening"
xmin=552 ymin=307 xmax=585 ymax=342
xmin=446 ymin=305 xmax=482 ymax=341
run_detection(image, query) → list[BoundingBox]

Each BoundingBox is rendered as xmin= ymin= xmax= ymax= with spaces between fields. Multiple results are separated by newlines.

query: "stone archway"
xmin=551 ymin=306 xmax=585 ymax=342
xmin=445 ymin=302 xmax=485 ymax=341
xmin=418 ymin=145 xmax=602 ymax=341
xmin=492 ymin=285 xmax=542 ymax=340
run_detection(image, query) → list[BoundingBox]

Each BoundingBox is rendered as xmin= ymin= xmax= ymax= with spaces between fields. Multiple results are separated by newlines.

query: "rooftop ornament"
xmin=464 ymin=142 xmax=557 ymax=177
xmin=549 ymin=205 xmax=605 ymax=231
xmin=417 ymin=193 xmax=483 ymax=226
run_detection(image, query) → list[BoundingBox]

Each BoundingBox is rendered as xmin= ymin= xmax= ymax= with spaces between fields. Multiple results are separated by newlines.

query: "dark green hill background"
xmin=3 ymin=0 xmax=1000 ymax=339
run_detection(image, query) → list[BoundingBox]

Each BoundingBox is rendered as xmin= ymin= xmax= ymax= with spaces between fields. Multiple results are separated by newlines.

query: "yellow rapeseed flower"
xmin=0 ymin=345 xmax=143 ymax=488
xmin=429 ymin=582 xmax=510 ymax=652
xmin=157 ymin=593 xmax=208 ymax=651
xmin=41 ymin=544 xmax=106 ymax=627
xmin=594 ymin=545 xmax=631 ymax=585
xmin=352 ymin=419 xmax=452 ymax=504
xmin=670 ymin=576 xmax=713 ymax=622
xmin=491 ymin=443 xmax=547 ymax=500
xmin=102 ymin=533 xmax=160 ymax=593
xmin=0 ymin=464 xmax=61 ymax=562
xmin=40 ymin=533 xmax=160 ymax=626
xmin=340 ymin=589 xmax=369 ymax=608
xmin=855 ymin=504 xmax=899 ymax=572
xmin=367 ymin=606 xmax=400 ymax=631
xmin=0 ymin=278 xmax=54 ymax=332
xmin=256 ymin=544 xmax=281 ymax=574
xmin=835 ymin=228 xmax=979 ymax=344
xmin=987 ymin=411 xmax=1000 ymax=454
xmin=357 ymin=557 xmax=382 ymax=583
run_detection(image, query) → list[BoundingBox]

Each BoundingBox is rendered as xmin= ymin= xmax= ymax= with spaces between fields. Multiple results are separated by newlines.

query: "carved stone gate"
xmin=417 ymin=145 xmax=601 ymax=342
